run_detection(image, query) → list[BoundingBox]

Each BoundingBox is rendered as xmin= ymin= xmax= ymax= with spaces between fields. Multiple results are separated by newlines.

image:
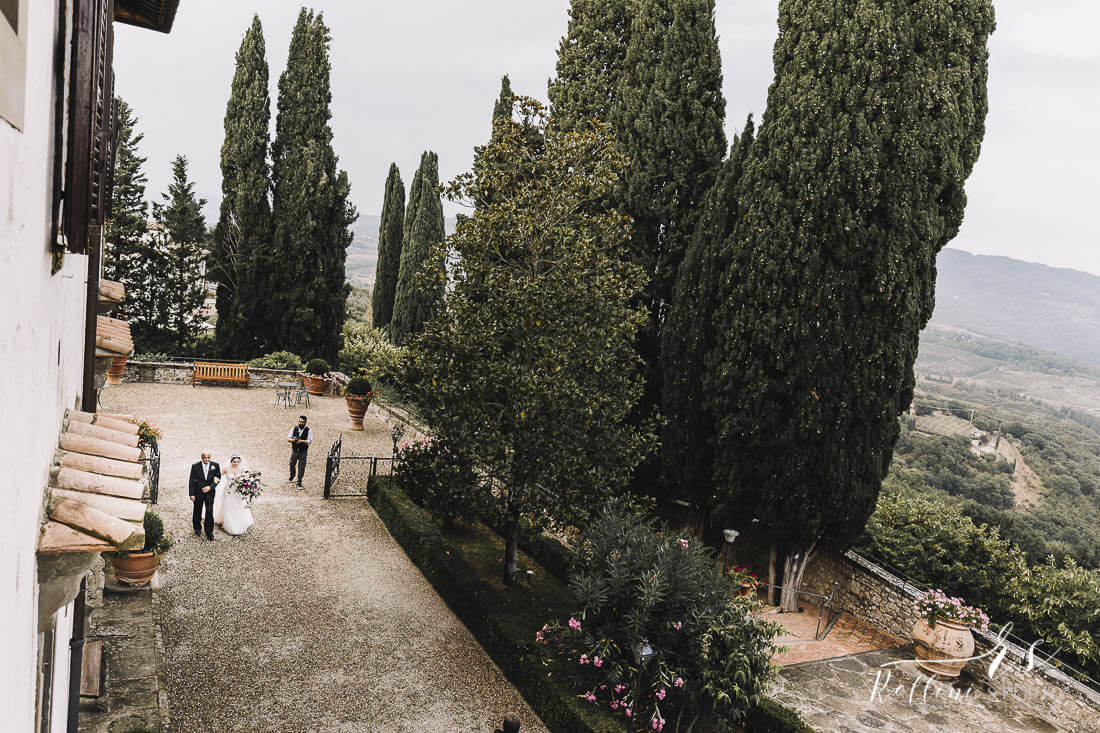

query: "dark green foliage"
xmin=892 ymin=427 xmax=1015 ymax=510
xmin=366 ymin=476 xmax=624 ymax=732
xmin=248 ymin=351 xmax=303 ymax=371
xmin=1011 ymin=558 xmax=1100 ymax=678
xmin=345 ymin=375 xmax=372 ymax=397
xmin=545 ymin=502 xmax=781 ymax=728
xmin=390 ymin=151 xmax=444 ymax=345
xmin=131 ymin=156 xmax=208 ymax=354
xmin=396 ymin=437 xmax=480 ymax=527
xmin=268 ymin=9 xmax=357 ymax=361
xmin=409 ymin=99 xmax=653 ymax=581
xmin=707 ymin=0 xmax=995 ymax=607
xmin=548 ymin=0 xmax=632 ymax=131
xmin=610 ymin=0 xmax=728 ymax=499
xmin=304 ymin=358 xmax=329 ymax=376
xmin=141 ymin=510 xmax=164 ymax=554
xmin=103 ymin=99 xmax=149 ymax=321
xmin=659 ymin=117 xmax=753 ymax=510
xmin=371 ymin=163 xmax=405 ymax=329
xmin=743 ymin=698 xmax=814 ymax=733
xmin=211 ymin=15 xmax=272 ymax=358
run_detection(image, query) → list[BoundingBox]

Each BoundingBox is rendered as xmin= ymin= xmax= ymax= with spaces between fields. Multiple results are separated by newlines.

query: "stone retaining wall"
xmin=121 ymin=360 xmax=342 ymax=393
xmin=798 ymin=549 xmax=1100 ymax=727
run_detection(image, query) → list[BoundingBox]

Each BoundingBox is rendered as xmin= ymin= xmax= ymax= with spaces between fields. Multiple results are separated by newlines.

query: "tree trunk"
xmin=503 ymin=505 xmax=520 ymax=585
xmin=767 ymin=540 xmax=778 ymax=606
xmin=779 ymin=541 xmax=817 ymax=613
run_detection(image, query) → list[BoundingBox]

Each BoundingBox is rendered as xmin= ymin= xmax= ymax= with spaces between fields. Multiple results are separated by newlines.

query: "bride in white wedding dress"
xmin=213 ymin=453 xmax=254 ymax=536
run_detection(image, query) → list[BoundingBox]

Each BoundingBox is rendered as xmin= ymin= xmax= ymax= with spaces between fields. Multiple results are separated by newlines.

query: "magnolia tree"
xmin=408 ymin=97 xmax=653 ymax=583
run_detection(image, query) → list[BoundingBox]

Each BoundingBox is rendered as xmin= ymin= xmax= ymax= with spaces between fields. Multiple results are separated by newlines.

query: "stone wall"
xmin=795 ymin=549 xmax=1100 ymax=728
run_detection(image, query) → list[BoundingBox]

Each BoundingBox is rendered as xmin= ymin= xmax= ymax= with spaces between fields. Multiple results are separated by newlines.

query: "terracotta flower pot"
xmin=111 ymin=552 xmax=159 ymax=587
xmin=303 ymin=374 xmax=327 ymax=396
xmin=345 ymin=394 xmax=372 ymax=431
xmin=912 ymin=617 xmax=974 ymax=679
xmin=106 ymin=356 xmax=128 ymax=385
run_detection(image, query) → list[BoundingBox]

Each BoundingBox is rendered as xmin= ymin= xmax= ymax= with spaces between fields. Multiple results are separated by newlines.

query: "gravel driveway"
xmin=107 ymin=383 xmax=545 ymax=733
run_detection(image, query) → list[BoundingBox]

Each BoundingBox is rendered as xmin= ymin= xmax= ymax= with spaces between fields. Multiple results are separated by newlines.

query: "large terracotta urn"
xmin=345 ymin=394 xmax=372 ymax=431
xmin=111 ymin=552 xmax=159 ymax=586
xmin=303 ymin=374 xmax=327 ymax=396
xmin=106 ymin=356 xmax=128 ymax=385
xmin=912 ymin=617 xmax=975 ymax=679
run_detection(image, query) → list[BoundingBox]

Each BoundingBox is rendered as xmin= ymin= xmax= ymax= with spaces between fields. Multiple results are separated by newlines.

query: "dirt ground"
xmin=106 ymin=382 xmax=545 ymax=733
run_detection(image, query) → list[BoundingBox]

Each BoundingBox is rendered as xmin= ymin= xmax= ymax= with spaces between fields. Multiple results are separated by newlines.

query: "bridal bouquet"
xmin=233 ymin=470 xmax=265 ymax=506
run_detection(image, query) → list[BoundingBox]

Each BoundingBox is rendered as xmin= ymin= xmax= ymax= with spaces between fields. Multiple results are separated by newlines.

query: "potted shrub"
xmin=302 ymin=358 xmax=331 ymax=396
xmin=344 ymin=375 xmax=374 ymax=431
xmin=727 ymin=566 xmax=760 ymax=597
xmin=911 ymin=589 xmax=989 ymax=679
xmin=110 ymin=510 xmax=175 ymax=586
xmin=106 ymin=355 xmax=128 ymax=385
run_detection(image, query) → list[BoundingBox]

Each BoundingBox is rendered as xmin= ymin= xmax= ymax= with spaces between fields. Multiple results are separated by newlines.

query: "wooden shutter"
xmin=64 ymin=0 xmax=114 ymax=255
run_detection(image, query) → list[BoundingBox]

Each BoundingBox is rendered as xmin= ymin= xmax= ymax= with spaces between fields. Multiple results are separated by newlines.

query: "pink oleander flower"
xmin=673 ymin=621 xmax=682 ymax=630
xmin=678 ymin=538 xmax=689 ymax=549
xmin=625 ymin=708 xmax=632 ymax=718
xmin=585 ymin=692 xmax=596 ymax=702
xmin=568 ymin=617 xmax=581 ymax=630
xmin=593 ymin=656 xmax=603 ymax=667
xmin=579 ymin=654 xmax=589 ymax=665
xmin=651 ymin=718 xmax=662 ymax=730
xmin=610 ymin=701 xmax=619 ymax=710
xmin=614 ymin=684 xmax=626 ymax=694
xmin=674 ymin=677 xmax=684 ymax=688
xmin=655 ymin=688 xmax=666 ymax=700
xmin=599 ymin=684 xmax=607 ymax=690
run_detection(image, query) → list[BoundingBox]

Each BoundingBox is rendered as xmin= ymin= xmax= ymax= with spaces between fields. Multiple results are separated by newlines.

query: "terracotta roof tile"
xmin=95 ymin=316 xmax=134 ymax=356
xmin=98 ymin=278 xmax=125 ymax=304
xmin=38 ymin=410 xmax=148 ymax=555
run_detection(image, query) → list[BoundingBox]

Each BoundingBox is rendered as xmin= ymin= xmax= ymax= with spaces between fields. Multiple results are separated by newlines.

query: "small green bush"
xmin=743 ymin=698 xmax=814 ymax=732
xmin=305 ymin=358 xmax=331 ymax=376
xmin=346 ymin=375 xmax=373 ymax=398
xmin=396 ymin=437 xmax=480 ymax=527
xmin=542 ymin=502 xmax=782 ymax=730
xmin=248 ymin=351 xmax=304 ymax=371
xmin=339 ymin=320 xmax=405 ymax=380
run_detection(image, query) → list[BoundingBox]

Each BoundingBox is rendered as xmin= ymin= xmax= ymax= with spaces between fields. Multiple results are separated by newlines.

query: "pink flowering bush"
xmin=538 ymin=502 xmax=781 ymax=730
xmin=914 ymin=589 xmax=990 ymax=630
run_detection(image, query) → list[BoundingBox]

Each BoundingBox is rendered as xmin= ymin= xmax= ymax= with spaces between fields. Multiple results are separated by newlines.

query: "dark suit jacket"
xmin=189 ymin=461 xmax=221 ymax=498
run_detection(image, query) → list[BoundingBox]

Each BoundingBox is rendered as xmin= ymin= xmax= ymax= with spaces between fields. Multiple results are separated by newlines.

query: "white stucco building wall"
xmin=0 ymin=0 xmax=90 ymax=728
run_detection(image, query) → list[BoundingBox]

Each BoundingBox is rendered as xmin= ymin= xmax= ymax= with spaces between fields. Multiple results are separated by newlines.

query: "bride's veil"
xmin=227 ymin=452 xmax=248 ymax=473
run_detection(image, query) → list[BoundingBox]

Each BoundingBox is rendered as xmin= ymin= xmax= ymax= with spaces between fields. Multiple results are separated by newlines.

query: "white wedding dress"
xmin=213 ymin=461 xmax=255 ymax=536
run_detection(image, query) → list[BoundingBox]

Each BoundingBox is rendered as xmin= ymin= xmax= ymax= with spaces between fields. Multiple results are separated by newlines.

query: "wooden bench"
xmin=192 ymin=362 xmax=250 ymax=387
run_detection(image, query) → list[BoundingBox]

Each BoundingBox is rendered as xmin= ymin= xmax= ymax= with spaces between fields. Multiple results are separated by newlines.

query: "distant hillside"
xmin=931 ymin=248 xmax=1100 ymax=367
xmin=345 ymin=214 xmax=456 ymax=288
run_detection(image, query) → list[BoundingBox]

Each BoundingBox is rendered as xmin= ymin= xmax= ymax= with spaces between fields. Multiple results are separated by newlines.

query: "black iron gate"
xmin=323 ymin=434 xmax=396 ymax=498
xmin=143 ymin=440 xmax=161 ymax=504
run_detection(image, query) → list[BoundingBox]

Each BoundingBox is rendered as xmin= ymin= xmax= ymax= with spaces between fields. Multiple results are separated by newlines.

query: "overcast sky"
xmin=114 ymin=1 xmax=1100 ymax=276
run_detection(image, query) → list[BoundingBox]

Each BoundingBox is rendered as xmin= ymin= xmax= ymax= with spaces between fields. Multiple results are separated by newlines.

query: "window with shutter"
xmin=64 ymin=0 xmax=114 ymax=255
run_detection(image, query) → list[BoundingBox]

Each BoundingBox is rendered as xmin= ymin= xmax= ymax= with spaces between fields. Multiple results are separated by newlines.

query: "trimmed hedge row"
xmin=367 ymin=475 xmax=624 ymax=733
xmin=368 ymin=476 xmax=812 ymax=733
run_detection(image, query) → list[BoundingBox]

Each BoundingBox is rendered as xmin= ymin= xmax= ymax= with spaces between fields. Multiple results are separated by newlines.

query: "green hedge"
xmin=743 ymin=698 xmax=814 ymax=732
xmin=367 ymin=476 xmax=811 ymax=733
xmin=367 ymin=476 xmax=623 ymax=733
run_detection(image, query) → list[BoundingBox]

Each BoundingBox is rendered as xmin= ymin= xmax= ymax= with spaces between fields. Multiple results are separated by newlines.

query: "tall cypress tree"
xmin=659 ymin=116 xmax=753 ymax=517
xmin=132 ymin=155 xmax=208 ymax=353
xmin=211 ymin=15 xmax=271 ymax=358
xmin=707 ymin=0 xmax=995 ymax=611
xmin=372 ymin=163 xmax=405 ymax=330
xmin=103 ymin=99 xmax=150 ymax=322
xmin=548 ymin=0 xmax=633 ymax=131
xmin=611 ymin=0 xmax=727 ymax=495
xmin=269 ymin=9 xmax=357 ymax=361
xmin=390 ymin=151 xmax=444 ymax=345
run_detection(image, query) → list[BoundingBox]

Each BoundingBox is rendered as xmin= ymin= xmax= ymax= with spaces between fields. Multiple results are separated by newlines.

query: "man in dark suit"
xmin=189 ymin=451 xmax=221 ymax=540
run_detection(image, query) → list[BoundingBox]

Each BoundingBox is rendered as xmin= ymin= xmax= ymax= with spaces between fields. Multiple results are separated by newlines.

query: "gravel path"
xmin=106 ymin=383 xmax=545 ymax=733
